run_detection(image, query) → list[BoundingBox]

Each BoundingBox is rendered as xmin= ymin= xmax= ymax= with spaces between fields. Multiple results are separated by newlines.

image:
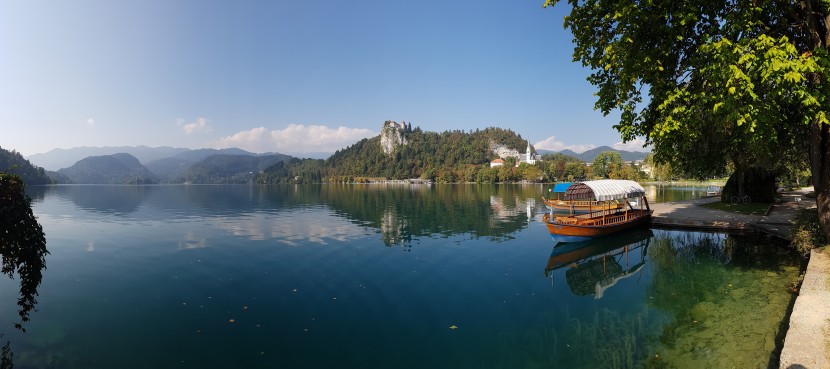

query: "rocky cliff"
xmin=380 ymin=120 xmax=409 ymax=155
xmin=490 ymin=142 xmax=521 ymax=160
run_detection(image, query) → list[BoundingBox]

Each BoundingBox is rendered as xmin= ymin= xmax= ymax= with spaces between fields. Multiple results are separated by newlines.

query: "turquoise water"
xmin=1 ymin=184 xmax=798 ymax=368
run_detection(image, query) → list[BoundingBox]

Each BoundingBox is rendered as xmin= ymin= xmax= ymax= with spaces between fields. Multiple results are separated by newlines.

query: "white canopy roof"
xmin=564 ymin=180 xmax=646 ymax=202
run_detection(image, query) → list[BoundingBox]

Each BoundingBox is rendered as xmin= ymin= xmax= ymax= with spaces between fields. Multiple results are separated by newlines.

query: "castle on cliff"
xmin=384 ymin=120 xmax=412 ymax=132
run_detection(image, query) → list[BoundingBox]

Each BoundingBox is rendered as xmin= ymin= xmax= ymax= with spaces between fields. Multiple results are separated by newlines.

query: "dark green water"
xmin=1 ymin=184 xmax=798 ymax=368
xmin=644 ymin=183 xmax=717 ymax=203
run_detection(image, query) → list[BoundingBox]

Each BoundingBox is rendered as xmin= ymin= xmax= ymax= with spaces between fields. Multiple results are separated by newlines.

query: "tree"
xmin=0 ymin=173 xmax=48 ymax=331
xmin=519 ymin=163 xmax=545 ymax=182
xmin=644 ymin=153 xmax=675 ymax=181
xmin=543 ymin=152 xmax=584 ymax=181
xmin=592 ymin=151 xmax=624 ymax=179
xmin=544 ymin=0 xmax=830 ymax=236
xmin=563 ymin=161 xmax=587 ymax=181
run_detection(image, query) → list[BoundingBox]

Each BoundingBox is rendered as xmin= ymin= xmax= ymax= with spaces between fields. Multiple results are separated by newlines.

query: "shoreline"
xmin=643 ymin=187 xmax=827 ymax=368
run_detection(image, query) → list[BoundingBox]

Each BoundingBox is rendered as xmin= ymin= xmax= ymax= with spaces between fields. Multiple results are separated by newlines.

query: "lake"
xmin=1 ymin=184 xmax=798 ymax=368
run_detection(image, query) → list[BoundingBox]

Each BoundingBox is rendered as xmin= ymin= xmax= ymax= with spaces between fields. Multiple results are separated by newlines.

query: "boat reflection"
xmin=544 ymin=229 xmax=653 ymax=299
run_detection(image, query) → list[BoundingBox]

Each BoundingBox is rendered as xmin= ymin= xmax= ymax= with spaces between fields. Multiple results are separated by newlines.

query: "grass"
xmin=700 ymin=201 xmax=771 ymax=215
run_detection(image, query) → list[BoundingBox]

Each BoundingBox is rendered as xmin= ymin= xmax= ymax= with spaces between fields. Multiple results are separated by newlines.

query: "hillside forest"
xmin=2 ymin=127 xmax=666 ymax=185
xmin=256 ymin=127 xmax=656 ymax=184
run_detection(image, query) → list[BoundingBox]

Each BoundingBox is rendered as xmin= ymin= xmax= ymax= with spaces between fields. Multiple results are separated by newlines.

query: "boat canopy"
xmin=552 ymin=182 xmax=573 ymax=193
xmin=564 ymin=180 xmax=646 ymax=202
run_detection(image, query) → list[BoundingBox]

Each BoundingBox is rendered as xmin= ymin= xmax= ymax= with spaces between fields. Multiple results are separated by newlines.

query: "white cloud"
xmin=612 ymin=138 xmax=650 ymax=152
xmin=178 ymin=117 xmax=211 ymax=134
xmin=86 ymin=118 xmax=95 ymax=127
xmin=534 ymin=136 xmax=596 ymax=153
xmin=216 ymin=124 xmax=376 ymax=154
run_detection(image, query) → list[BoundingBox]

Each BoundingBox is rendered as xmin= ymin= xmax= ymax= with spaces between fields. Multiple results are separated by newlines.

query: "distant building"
xmin=523 ymin=144 xmax=536 ymax=165
xmin=490 ymin=158 xmax=505 ymax=168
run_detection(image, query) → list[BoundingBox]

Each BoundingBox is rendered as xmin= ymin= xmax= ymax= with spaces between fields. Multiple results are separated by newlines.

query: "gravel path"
xmin=650 ymin=187 xmax=814 ymax=240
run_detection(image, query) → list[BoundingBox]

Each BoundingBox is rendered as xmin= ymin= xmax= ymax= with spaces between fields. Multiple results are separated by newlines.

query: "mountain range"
xmin=31 ymin=146 xmax=279 ymax=171
xmin=57 ymin=153 xmax=159 ymax=184
xmin=538 ymin=146 xmax=649 ymax=162
xmin=15 ymin=133 xmax=650 ymax=185
xmin=29 ymin=144 xmax=649 ymax=172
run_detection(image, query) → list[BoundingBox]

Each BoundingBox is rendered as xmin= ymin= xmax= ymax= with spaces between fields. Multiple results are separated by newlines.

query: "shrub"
xmin=790 ymin=208 xmax=826 ymax=256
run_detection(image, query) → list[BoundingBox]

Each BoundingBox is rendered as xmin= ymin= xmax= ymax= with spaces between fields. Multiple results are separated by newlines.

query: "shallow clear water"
xmin=1 ymin=184 xmax=799 ymax=368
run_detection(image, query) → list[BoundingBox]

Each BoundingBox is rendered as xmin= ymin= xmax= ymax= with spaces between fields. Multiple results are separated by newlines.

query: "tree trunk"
xmin=736 ymin=163 xmax=745 ymax=196
xmin=809 ymin=122 xmax=830 ymax=239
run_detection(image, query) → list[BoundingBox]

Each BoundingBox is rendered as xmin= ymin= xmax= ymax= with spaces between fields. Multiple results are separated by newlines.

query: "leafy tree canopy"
xmin=544 ymin=0 xmax=830 ymax=234
xmin=545 ymin=0 xmax=826 ymax=176
xmin=0 ymin=173 xmax=48 ymax=330
xmin=592 ymin=151 xmax=624 ymax=179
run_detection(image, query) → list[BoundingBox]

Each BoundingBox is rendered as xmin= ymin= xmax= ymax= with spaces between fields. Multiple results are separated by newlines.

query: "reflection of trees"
xmin=53 ymin=185 xmax=150 ymax=214
xmin=37 ymin=184 xmax=547 ymax=247
xmin=320 ymin=184 xmax=542 ymax=245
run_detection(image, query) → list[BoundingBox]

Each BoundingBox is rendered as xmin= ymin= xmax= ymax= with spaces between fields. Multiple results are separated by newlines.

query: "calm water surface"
xmin=1 ymin=184 xmax=798 ymax=368
xmin=644 ymin=183 xmax=717 ymax=203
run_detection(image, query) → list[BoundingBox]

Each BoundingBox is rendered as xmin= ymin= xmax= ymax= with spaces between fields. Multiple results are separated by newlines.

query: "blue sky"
xmin=0 ymin=0 xmax=647 ymax=157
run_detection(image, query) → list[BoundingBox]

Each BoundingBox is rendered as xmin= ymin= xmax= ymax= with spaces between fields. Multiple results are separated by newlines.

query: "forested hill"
xmin=181 ymin=154 xmax=291 ymax=184
xmin=256 ymin=126 xmax=536 ymax=183
xmin=57 ymin=153 xmax=158 ymax=184
xmin=0 ymin=146 xmax=52 ymax=185
xmin=326 ymin=127 xmax=530 ymax=179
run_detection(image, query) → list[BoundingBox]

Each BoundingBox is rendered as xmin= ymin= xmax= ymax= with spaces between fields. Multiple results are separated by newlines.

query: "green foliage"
xmin=543 ymin=0 xmax=830 ymax=181
xmin=0 ymin=173 xmax=48 ymax=330
xmin=542 ymin=152 xmax=583 ymax=181
xmin=58 ymin=153 xmax=158 ymax=184
xmin=0 ymin=147 xmax=52 ymax=185
xmin=592 ymin=151 xmax=624 ymax=179
xmin=182 ymin=154 xmax=289 ymax=184
xmin=255 ymin=158 xmax=325 ymax=184
xmin=644 ymin=153 xmax=676 ymax=181
xmin=260 ymin=127 xmax=544 ymax=183
xmin=791 ymin=208 xmax=827 ymax=256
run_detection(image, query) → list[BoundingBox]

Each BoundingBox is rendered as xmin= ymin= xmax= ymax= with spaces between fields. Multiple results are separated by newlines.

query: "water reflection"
xmin=18 ymin=186 xmax=804 ymax=368
xmin=54 ymin=185 xmax=149 ymax=214
xmin=32 ymin=185 xmax=545 ymax=247
xmin=643 ymin=184 xmax=712 ymax=203
xmin=323 ymin=184 xmax=542 ymax=246
xmin=544 ymin=229 xmax=652 ymax=298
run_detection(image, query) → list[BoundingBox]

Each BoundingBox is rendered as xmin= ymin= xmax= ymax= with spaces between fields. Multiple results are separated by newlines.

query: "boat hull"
xmin=545 ymin=211 xmax=652 ymax=243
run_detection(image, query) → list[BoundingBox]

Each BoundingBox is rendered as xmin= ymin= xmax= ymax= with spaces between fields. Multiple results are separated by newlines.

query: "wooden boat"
xmin=543 ymin=180 xmax=652 ymax=243
xmin=543 ymin=182 xmax=622 ymax=213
